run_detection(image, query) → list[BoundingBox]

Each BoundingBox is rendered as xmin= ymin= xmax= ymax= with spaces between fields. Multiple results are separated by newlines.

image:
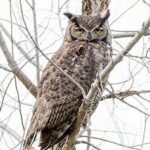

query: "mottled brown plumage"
xmin=24 ymin=11 xmax=111 ymax=150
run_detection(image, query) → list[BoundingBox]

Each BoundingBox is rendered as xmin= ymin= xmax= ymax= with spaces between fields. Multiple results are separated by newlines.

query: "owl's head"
xmin=64 ymin=10 xmax=110 ymax=42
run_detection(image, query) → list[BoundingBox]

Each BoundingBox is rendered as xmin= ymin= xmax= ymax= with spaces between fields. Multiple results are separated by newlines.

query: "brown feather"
xmin=24 ymin=13 xmax=111 ymax=150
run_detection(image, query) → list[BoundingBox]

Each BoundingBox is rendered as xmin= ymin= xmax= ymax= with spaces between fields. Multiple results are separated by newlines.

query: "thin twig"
xmin=110 ymin=0 xmax=140 ymax=25
xmin=120 ymin=100 xmax=150 ymax=116
xmin=25 ymin=0 xmax=32 ymax=9
xmin=101 ymin=90 xmax=150 ymax=100
xmin=140 ymin=115 xmax=149 ymax=150
xmin=0 ymin=64 xmax=12 ymax=72
xmin=142 ymin=0 xmax=150 ymax=7
xmin=32 ymin=0 xmax=40 ymax=84
xmin=80 ymin=136 xmax=140 ymax=150
xmin=0 ymin=124 xmax=22 ymax=142
xmin=14 ymin=77 xmax=25 ymax=130
xmin=86 ymin=128 xmax=91 ymax=150
xmin=76 ymin=140 xmax=101 ymax=150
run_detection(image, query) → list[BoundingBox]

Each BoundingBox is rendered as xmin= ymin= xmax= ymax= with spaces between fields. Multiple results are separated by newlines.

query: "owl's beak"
xmin=86 ymin=32 xmax=92 ymax=41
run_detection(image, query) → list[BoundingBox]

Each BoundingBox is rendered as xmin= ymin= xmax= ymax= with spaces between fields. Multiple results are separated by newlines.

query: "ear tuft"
xmin=101 ymin=9 xmax=110 ymax=21
xmin=64 ymin=13 xmax=75 ymax=20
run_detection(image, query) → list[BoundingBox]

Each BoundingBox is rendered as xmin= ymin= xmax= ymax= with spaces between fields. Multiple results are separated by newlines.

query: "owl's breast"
xmin=39 ymin=41 xmax=111 ymax=97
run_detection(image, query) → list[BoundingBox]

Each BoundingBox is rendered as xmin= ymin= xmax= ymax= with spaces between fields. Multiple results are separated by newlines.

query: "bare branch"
xmin=14 ymin=77 xmax=25 ymax=130
xmin=140 ymin=115 xmax=149 ymax=149
xmin=0 ymin=30 xmax=37 ymax=97
xmin=120 ymin=100 xmax=150 ymax=116
xmin=101 ymin=90 xmax=150 ymax=100
xmin=76 ymin=140 xmax=101 ymax=150
xmin=25 ymin=0 xmax=32 ymax=9
xmin=32 ymin=0 xmax=40 ymax=83
xmin=80 ymin=136 xmax=140 ymax=150
xmin=100 ymin=16 xmax=150 ymax=81
xmin=142 ymin=0 xmax=150 ymax=7
xmin=132 ymin=142 xmax=150 ymax=148
xmin=86 ymin=128 xmax=91 ymax=150
xmin=110 ymin=0 xmax=140 ymax=26
xmin=0 ymin=64 xmax=12 ymax=72
xmin=112 ymin=30 xmax=150 ymax=38
xmin=0 ymin=124 xmax=22 ymax=142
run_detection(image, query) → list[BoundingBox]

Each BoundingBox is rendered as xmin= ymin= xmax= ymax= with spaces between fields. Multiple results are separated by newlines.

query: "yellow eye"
xmin=94 ymin=27 xmax=104 ymax=34
xmin=75 ymin=27 xmax=84 ymax=34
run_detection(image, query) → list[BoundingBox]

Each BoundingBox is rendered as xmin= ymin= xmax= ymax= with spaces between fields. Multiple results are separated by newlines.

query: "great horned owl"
xmin=24 ymin=10 xmax=111 ymax=150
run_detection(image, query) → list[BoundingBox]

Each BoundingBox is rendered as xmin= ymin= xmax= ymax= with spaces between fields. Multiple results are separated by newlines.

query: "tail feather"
xmin=23 ymin=132 xmax=37 ymax=150
xmin=52 ymin=138 xmax=67 ymax=150
xmin=39 ymin=128 xmax=58 ymax=150
xmin=39 ymin=118 xmax=76 ymax=150
xmin=53 ymin=138 xmax=76 ymax=150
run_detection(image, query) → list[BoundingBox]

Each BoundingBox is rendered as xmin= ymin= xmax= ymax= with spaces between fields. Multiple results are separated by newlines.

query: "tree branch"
xmin=101 ymin=90 xmax=150 ymax=100
xmin=99 ymin=16 xmax=150 ymax=81
xmin=32 ymin=0 xmax=40 ymax=83
xmin=0 ymin=124 xmax=22 ymax=142
xmin=76 ymin=140 xmax=101 ymax=150
xmin=112 ymin=30 xmax=150 ymax=38
xmin=80 ymin=136 xmax=140 ymax=150
xmin=0 ymin=29 xmax=37 ymax=97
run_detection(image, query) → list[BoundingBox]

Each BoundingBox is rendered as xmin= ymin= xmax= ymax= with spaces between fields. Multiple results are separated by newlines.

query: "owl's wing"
xmin=24 ymin=80 xmax=82 ymax=149
xmin=24 ymin=42 xmax=88 ymax=149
